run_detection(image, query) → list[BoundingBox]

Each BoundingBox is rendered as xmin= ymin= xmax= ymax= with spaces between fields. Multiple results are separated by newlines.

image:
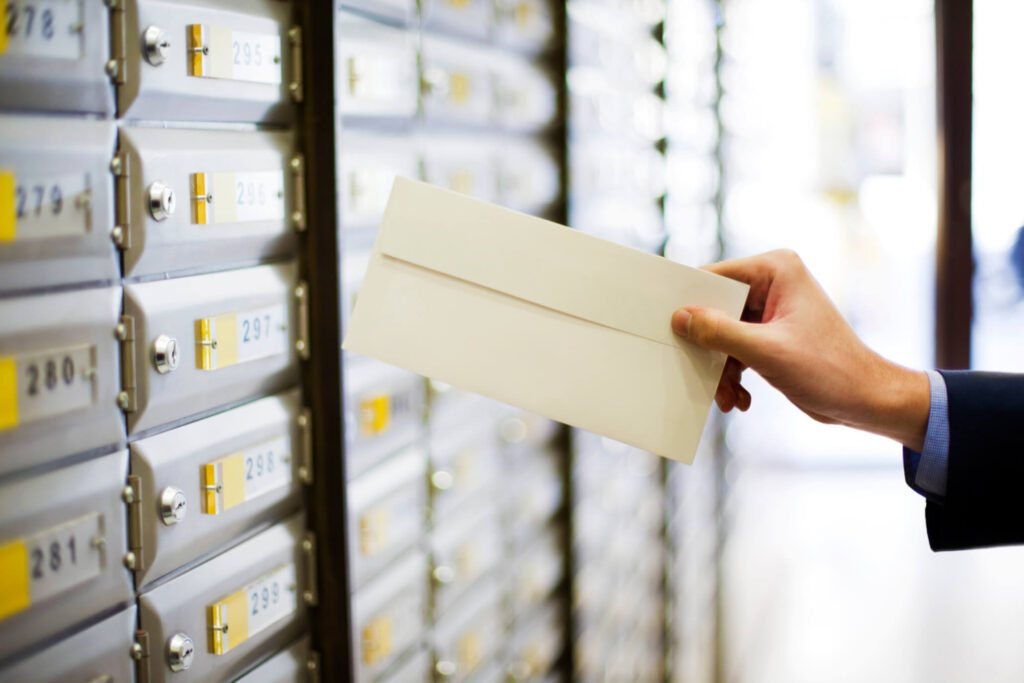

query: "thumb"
xmin=672 ymin=306 xmax=765 ymax=366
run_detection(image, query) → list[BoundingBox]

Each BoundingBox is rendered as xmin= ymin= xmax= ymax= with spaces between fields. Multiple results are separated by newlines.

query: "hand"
xmin=671 ymin=249 xmax=931 ymax=452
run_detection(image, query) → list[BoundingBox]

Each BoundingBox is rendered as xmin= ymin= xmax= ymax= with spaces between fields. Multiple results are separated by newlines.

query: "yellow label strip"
xmin=0 ymin=171 xmax=15 ymax=243
xmin=359 ymin=395 xmax=390 ymax=436
xmin=202 ymin=453 xmax=246 ymax=514
xmin=362 ymin=616 xmax=393 ymax=666
xmin=208 ymin=589 xmax=248 ymax=655
xmin=188 ymin=24 xmax=204 ymax=76
xmin=194 ymin=313 xmax=239 ymax=370
xmin=0 ymin=357 xmax=18 ymax=431
xmin=0 ymin=539 xmax=30 ymax=621
xmin=191 ymin=172 xmax=208 ymax=224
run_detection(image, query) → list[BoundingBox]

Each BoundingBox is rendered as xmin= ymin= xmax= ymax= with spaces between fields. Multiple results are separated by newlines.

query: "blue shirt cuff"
xmin=903 ymin=369 xmax=950 ymax=501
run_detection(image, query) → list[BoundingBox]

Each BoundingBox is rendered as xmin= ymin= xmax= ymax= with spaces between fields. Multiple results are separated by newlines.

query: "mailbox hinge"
xmin=288 ymin=26 xmax=304 ymax=102
xmin=110 ymin=151 xmax=131 ymax=250
xmin=289 ymin=154 xmax=306 ymax=232
xmin=115 ymin=315 xmax=137 ymax=413
xmin=297 ymin=407 xmax=313 ymax=485
xmin=124 ymin=475 xmax=145 ymax=574
xmin=295 ymin=282 xmax=310 ymax=361
xmin=301 ymin=531 xmax=318 ymax=606
xmin=105 ymin=0 xmax=128 ymax=86
xmin=306 ymin=650 xmax=321 ymax=683
xmin=132 ymin=630 xmax=151 ymax=683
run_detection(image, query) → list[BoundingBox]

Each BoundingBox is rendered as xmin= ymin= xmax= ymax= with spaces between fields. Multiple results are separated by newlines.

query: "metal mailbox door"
xmin=0 ymin=286 xmax=124 ymax=477
xmin=116 ymin=0 xmax=298 ymax=123
xmin=130 ymin=390 xmax=308 ymax=588
xmin=118 ymin=126 xmax=299 ymax=278
xmin=137 ymin=513 xmax=312 ymax=682
xmin=0 ymin=0 xmax=114 ymax=114
xmin=0 ymin=450 xmax=133 ymax=661
xmin=0 ymin=115 xmax=118 ymax=293
xmin=123 ymin=262 xmax=303 ymax=435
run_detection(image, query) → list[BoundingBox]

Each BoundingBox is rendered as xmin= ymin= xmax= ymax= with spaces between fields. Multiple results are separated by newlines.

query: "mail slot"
xmin=118 ymin=126 xmax=298 ymax=278
xmin=375 ymin=647 xmax=430 ymax=683
xmin=130 ymin=390 xmax=307 ymax=588
xmin=123 ymin=262 xmax=302 ymax=435
xmin=0 ymin=450 xmax=133 ymax=661
xmin=419 ymin=135 xmax=499 ymax=204
xmin=493 ymin=53 xmax=557 ymax=132
xmin=571 ymin=198 xmax=664 ymax=251
xmin=117 ymin=0 xmax=298 ymax=123
xmin=343 ymin=360 xmax=424 ymax=480
xmin=338 ymin=134 xmax=419 ymax=232
xmin=432 ymin=577 xmax=503 ymax=683
xmin=339 ymin=0 xmax=415 ymax=26
xmin=495 ymin=0 xmax=555 ymax=54
xmin=347 ymin=447 xmax=426 ymax=590
xmin=420 ymin=36 xmax=494 ymax=126
xmin=570 ymin=141 xmax=666 ymax=202
xmin=421 ymin=0 xmax=492 ymax=41
xmin=0 ymin=0 xmax=114 ymax=114
xmin=0 ymin=605 xmax=136 ymax=682
xmin=507 ymin=603 xmax=563 ymax=681
xmin=507 ymin=527 xmax=562 ymax=620
xmin=137 ymin=513 xmax=312 ymax=682
xmin=428 ymin=414 xmax=501 ymax=525
xmin=0 ymin=115 xmax=118 ymax=293
xmin=233 ymin=635 xmax=313 ymax=683
xmin=430 ymin=509 xmax=501 ymax=617
xmin=352 ymin=551 xmax=428 ymax=683
xmin=337 ymin=14 xmax=418 ymax=121
xmin=0 ymin=286 xmax=124 ymax=478
xmin=497 ymin=138 xmax=560 ymax=213
xmin=504 ymin=449 xmax=562 ymax=550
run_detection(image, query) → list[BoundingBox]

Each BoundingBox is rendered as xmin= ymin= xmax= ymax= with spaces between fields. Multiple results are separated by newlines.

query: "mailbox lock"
xmin=152 ymin=335 xmax=180 ymax=374
xmin=433 ymin=565 xmax=455 ymax=584
xmin=159 ymin=487 xmax=187 ymax=525
xmin=431 ymin=470 xmax=454 ymax=491
xmin=147 ymin=181 xmax=176 ymax=221
xmin=143 ymin=25 xmax=171 ymax=66
xmin=167 ymin=633 xmax=195 ymax=672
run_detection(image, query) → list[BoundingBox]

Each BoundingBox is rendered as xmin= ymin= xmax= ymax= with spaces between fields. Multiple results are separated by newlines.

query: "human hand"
xmin=671 ymin=250 xmax=931 ymax=452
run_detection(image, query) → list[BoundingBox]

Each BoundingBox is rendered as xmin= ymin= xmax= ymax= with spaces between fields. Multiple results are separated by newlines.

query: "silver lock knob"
xmin=430 ymin=470 xmax=454 ymax=491
xmin=142 ymin=25 xmax=170 ymax=66
xmin=436 ymin=660 xmax=457 ymax=677
xmin=147 ymin=181 xmax=176 ymax=221
xmin=152 ymin=335 xmax=179 ymax=374
xmin=433 ymin=565 xmax=455 ymax=584
xmin=159 ymin=487 xmax=187 ymax=525
xmin=166 ymin=633 xmax=194 ymax=672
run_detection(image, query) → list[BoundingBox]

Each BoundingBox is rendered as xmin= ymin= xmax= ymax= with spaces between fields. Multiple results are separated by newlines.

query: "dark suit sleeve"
xmin=925 ymin=370 xmax=1024 ymax=551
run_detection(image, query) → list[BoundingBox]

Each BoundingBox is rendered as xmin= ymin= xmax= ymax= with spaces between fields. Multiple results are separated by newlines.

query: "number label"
xmin=0 ymin=170 xmax=91 ymax=244
xmin=202 ymin=435 xmax=293 ymax=515
xmin=208 ymin=563 xmax=297 ymax=655
xmin=0 ymin=513 xmax=104 ymax=622
xmin=1 ymin=0 xmax=83 ymax=60
xmin=191 ymin=170 xmax=285 ymax=225
xmin=0 ymin=345 xmax=95 ymax=432
xmin=194 ymin=304 xmax=288 ymax=371
xmin=188 ymin=24 xmax=281 ymax=84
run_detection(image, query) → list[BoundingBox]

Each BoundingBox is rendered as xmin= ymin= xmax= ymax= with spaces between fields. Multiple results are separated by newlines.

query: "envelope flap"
xmin=378 ymin=178 xmax=749 ymax=349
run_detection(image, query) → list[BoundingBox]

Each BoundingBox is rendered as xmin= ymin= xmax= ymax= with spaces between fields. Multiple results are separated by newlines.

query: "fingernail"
xmin=672 ymin=309 xmax=691 ymax=337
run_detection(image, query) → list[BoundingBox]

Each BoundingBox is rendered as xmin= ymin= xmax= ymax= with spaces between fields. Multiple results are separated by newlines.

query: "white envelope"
xmin=342 ymin=178 xmax=749 ymax=464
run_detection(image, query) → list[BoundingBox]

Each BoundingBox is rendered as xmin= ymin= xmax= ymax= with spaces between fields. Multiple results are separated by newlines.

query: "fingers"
xmin=715 ymin=376 xmax=751 ymax=412
xmin=672 ymin=306 xmax=767 ymax=369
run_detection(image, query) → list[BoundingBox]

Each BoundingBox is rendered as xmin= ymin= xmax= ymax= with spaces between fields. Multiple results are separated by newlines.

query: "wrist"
xmin=853 ymin=359 xmax=930 ymax=452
